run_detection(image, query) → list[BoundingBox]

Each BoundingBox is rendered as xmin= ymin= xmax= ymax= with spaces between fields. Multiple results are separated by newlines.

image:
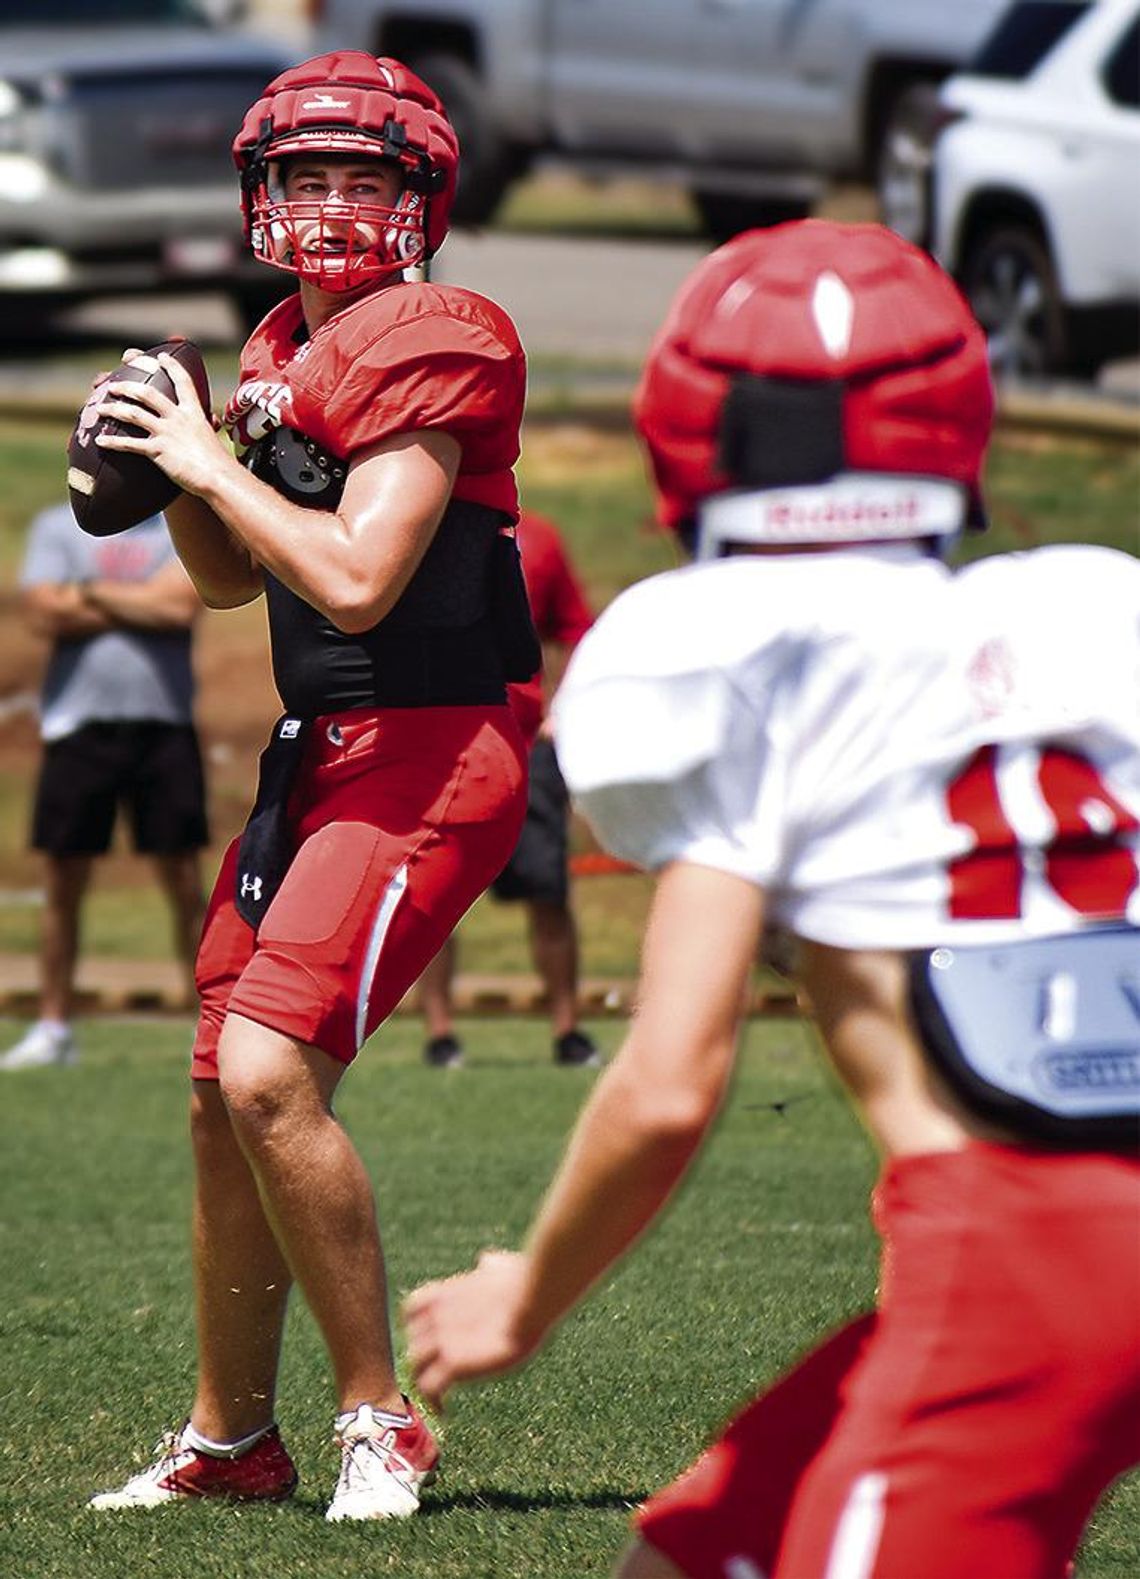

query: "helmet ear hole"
xmin=718 ymin=376 xmax=845 ymax=491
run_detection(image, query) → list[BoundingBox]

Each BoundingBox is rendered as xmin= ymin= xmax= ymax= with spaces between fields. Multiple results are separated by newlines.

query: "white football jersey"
xmin=554 ymin=544 xmax=1140 ymax=948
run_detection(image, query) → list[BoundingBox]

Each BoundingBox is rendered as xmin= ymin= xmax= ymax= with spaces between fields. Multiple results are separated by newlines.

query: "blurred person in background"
xmin=86 ymin=51 xmax=536 ymax=1525
xmin=1 ymin=503 xmax=207 ymax=1071
xmin=418 ymin=506 xmax=599 ymax=1069
xmin=406 ymin=221 xmax=1140 ymax=1579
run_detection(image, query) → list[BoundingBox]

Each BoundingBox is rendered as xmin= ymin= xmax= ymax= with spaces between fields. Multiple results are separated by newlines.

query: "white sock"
xmin=38 ymin=1019 xmax=70 ymax=1038
xmin=181 ymin=1421 xmax=271 ymax=1459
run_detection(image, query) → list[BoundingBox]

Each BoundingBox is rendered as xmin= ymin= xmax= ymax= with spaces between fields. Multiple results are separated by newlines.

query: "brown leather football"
xmin=66 ymin=338 xmax=212 ymax=537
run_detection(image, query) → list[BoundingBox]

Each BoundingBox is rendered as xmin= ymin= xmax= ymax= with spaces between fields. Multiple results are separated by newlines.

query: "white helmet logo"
xmin=811 ymin=271 xmax=854 ymax=359
xmin=301 ymin=93 xmax=353 ymax=110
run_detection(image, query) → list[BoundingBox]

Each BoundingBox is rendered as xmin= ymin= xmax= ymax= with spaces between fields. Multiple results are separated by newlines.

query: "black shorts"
xmin=491 ymin=736 xmax=569 ymax=906
xmin=32 ymin=721 xmax=209 ymax=858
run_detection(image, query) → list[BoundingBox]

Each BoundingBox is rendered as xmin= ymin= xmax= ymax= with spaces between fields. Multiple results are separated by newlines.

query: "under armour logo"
xmin=240 ymin=873 xmax=263 ymax=902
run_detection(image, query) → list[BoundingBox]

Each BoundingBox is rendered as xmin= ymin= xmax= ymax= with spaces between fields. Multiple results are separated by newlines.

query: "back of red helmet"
xmin=634 ymin=220 xmax=994 ymax=555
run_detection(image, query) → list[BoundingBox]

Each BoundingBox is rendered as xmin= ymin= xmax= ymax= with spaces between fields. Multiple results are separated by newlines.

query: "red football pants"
xmin=638 ymin=1143 xmax=1140 ymax=1579
xmin=192 ymin=705 xmax=526 ymax=1075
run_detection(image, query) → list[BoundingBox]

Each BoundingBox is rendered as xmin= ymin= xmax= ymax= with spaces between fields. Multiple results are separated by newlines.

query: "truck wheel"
xmin=692 ymin=191 xmax=809 ymax=245
xmin=875 ymin=82 xmax=941 ymax=244
xmin=961 ymin=222 xmax=1068 ymax=378
xmin=411 ymin=53 xmax=517 ymax=226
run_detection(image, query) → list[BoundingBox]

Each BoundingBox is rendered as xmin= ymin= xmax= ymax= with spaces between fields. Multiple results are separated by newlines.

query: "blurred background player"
xmin=418 ymin=506 xmax=599 ymax=1069
xmin=1 ymin=503 xmax=206 ymax=1071
xmin=87 ymin=52 xmax=535 ymax=1524
xmin=406 ymin=221 xmax=1140 ymax=1579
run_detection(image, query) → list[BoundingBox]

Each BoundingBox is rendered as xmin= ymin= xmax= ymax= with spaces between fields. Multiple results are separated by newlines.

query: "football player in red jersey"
xmin=87 ymin=53 xmax=536 ymax=1521
xmin=405 ymin=222 xmax=1140 ymax=1577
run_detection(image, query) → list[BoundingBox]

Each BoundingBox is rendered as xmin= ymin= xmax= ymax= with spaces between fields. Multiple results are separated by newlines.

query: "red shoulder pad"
xmin=304 ymin=284 xmax=525 ymax=465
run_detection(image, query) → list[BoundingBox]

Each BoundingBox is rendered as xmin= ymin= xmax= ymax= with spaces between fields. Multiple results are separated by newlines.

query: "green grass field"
xmin=0 ymin=376 xmax=1138 ymax=1575
xmin=1 ymin=1015 xmax=1137 ymax=1579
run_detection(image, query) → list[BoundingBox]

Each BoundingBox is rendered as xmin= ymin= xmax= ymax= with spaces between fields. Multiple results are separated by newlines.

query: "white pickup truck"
xmin=308 ymin=0 xmax=1011 ymax=235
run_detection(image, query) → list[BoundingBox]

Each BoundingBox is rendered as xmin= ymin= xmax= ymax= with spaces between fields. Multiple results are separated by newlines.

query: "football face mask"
xmin=252 ymin=158 xmax=426 ymax=290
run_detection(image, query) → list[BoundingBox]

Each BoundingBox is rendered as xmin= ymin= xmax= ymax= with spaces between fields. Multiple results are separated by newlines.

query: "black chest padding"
xmin=262 ymin=493 xmax=537 ymax=716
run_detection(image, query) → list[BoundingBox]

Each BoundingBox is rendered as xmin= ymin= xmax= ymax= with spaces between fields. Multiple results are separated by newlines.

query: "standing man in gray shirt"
xmin=1 ymin=505 xmax=209 ymax=1070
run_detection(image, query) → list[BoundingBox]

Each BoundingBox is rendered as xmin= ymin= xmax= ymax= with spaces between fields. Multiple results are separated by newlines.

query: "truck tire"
xmin=411 ymin=53 xmax=518 ymax=227
xmin=692 ymin=191 xmax=810 ymax=245
xmin=960 ymin=221 xmax=1068 ymax=378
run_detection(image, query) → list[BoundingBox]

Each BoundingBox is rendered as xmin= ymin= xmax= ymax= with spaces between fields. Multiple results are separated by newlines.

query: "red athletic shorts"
xmin=637 ymin=1143 xmax=1140 ymax=1579
xmin=191 ymin=705 xmax=526 ymax=1077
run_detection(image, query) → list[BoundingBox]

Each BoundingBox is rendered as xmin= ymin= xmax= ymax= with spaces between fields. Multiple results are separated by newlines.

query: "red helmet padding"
xmin=634 ymin=220 xmax=994 ymax=530
xmin=233 ymin=52 xmax=458 ymax=257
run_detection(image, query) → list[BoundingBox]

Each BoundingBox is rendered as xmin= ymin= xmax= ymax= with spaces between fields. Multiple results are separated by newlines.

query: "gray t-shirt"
xmin=20 ymin=505 xmax=195 ymax=741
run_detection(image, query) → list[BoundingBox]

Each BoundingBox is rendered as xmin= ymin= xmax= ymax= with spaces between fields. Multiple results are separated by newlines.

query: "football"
xmin=66 ymin=338 xmax=212 ymax=537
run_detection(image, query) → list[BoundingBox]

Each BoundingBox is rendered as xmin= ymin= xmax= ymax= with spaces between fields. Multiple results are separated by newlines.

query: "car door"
xmin=545 ymin=0 xmax=700 ymax=158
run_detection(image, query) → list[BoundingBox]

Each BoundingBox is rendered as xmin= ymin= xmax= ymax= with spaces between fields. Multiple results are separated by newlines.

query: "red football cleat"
xmin=89 ymin=1422 xmax=297 ymax=1509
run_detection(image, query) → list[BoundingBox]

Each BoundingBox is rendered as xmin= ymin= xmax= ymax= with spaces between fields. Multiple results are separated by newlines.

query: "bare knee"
xmin=215 ymin=1019 xmax=335 ymax=1152
xmin=614 ymin=1536 xmax=688 ymax=1579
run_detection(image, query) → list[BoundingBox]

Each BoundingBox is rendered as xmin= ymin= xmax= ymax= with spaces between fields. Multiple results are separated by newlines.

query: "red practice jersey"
xmin=224 ymin=282 xmax=526 ymax=518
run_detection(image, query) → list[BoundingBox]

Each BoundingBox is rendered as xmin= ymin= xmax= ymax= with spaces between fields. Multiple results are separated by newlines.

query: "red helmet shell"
xmin=233 ymin=52 xmax=458 ymax=268
xmin=633 ymin=220 xmax=994 ymax=534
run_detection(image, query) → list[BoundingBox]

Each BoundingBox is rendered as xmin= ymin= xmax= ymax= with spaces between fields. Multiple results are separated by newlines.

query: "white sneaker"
xmin=0 ymin=1021 xmax=76 ymax=1070
xmin=325 ymin=1400 xmax=439 ymax=1523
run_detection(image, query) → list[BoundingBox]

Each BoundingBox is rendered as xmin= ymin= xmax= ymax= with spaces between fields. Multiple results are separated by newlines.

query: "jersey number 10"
xmin=947 ymin=744 xmax=1139 ymax=921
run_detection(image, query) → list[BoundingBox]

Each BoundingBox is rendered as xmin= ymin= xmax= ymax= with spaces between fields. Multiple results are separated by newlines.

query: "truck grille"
xmin=60 ymin=68 xmax=272 ymax=191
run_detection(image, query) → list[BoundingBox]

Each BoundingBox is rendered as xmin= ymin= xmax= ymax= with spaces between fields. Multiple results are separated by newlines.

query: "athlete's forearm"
xmin=513 ymin=1052 xmax=720 ymax=1344
xmin=165 ymin=492 xmax=263 ymax=609
xmin=22 ymin=584 xmax=111 ymax=640
xmin=81 ymin=572 xmax=198 ymax=632
xmin=193 ymin=455 xmax=375 ymax=627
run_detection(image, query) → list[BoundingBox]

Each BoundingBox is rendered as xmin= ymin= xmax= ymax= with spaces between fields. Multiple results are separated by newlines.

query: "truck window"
xmin=969 ymin=2 xmax=1089 ymax=79
xmin=1103 ymin=18 xmax=1140 ymax=109
xmin=5 ymin=1 xmax=208 ymax=21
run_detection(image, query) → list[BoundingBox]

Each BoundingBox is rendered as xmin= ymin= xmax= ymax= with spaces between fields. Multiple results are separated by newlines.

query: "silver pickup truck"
xmin=0 ymin=0 xmax=296 ymax=335
xmin=309 ymin=0 xmax=1011 ymax=235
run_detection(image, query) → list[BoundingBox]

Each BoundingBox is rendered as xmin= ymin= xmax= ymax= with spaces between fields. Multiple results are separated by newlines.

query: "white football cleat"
xmin=325 ymin=1400 xmax=439 ymax=1522
xmin=0 ymin=1021 xmax=76 ymax=1070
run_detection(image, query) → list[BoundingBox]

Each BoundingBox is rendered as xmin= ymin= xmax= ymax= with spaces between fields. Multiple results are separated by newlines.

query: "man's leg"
xmin=2 ymin=853 xmax=91 ymax=1067
xmin=215 ymin=1014 xmax=404 ymax=1415
xmin=417 ymin=934 xmax=464 ymax=1066
xmin=40 ymin=852 xmax=93 ymax=1022
xmin=528 ymin=898 xmax=581 ymax=1039
xmin=152 ymin=851 xmax=206 ymax=1009
xmin=214 ymin=1014 xmax=439 ymax=1522
xmin=189 ymin=1079 xmax=293 ymax=1441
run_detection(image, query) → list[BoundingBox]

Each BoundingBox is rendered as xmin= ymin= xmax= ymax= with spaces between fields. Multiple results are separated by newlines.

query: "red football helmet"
xmin=633 ymin=220 xmax=994 ymax=554
xmin=233 ymin=52 xmax=459 ymax=291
